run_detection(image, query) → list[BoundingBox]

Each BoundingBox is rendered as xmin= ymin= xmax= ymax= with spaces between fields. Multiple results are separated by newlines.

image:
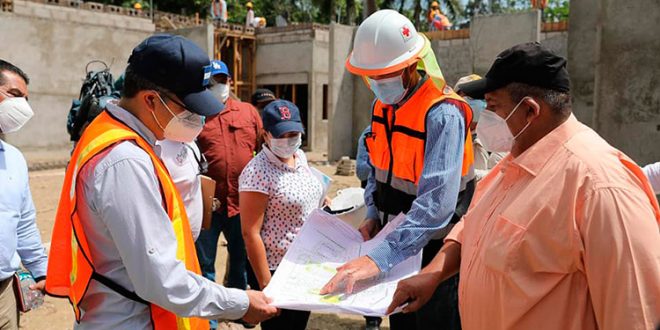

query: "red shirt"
xmin=197 ymin=98 xmax=262 ymax=217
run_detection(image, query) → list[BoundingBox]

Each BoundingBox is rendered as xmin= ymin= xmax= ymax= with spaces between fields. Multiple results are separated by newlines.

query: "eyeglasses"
xmin=156 ymin=91 xmax=190 ymax=112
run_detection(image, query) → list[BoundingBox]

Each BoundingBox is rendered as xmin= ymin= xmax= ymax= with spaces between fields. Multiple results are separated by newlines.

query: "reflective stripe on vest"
xmin=45 ymin=111 xmax=208 ymax=330
xmin=365 ymin=78 xmax=475 ymax=219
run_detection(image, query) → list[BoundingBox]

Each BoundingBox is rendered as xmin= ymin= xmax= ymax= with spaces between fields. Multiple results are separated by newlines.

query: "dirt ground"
xmin=19 ymin=154 xmax=390 ymax=330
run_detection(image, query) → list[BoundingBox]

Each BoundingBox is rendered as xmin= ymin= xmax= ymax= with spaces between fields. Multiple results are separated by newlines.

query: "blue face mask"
xmin=368 ymin=74 xmax=408 ymax=105
xmin=466 ymin=97 xmax=486 ymax=123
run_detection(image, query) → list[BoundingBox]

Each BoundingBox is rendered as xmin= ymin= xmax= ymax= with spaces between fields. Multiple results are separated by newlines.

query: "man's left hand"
xmin=29 ymin=280 xmax=46 ymax=293
xmin=320 ymin=256 xmax=380 ymax=295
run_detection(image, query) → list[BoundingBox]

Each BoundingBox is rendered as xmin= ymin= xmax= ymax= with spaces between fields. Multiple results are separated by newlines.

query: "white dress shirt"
xmin=157 ymin=140 xmax=204 ymax=240
xmin=73 ymin=104 xmax=248 ymax=329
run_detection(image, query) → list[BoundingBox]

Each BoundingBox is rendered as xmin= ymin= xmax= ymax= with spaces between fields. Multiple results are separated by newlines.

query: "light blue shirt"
xmin=355 ymin=125 xmax=372 ymax=182
xmin=0 ymin=140 xmax=48 ymax=281
xmin=73 ymin=104 xmax=248 ymax=329
xmin=365 ymin=102 xmax=464 ymax=272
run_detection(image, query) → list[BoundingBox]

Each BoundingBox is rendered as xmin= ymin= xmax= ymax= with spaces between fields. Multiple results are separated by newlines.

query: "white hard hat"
xmin=346 ymin=10 xmax=425 ymax=76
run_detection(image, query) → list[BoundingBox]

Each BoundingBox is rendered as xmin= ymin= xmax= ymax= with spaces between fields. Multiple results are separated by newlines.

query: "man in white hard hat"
xmin=320 ymin=9 xmax=475 ymax=330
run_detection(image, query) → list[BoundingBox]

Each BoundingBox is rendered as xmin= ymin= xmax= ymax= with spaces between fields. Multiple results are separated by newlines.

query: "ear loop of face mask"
xmin=507 ymin=97 xmax=534 ymax=140
xmin=151 ymin=93 xmax=172 ymax=132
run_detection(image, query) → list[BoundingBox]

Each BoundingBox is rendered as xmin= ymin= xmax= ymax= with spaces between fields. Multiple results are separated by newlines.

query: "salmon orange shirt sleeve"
xmin=579 ymin=187 xmax=660 ymax=330
xmin=444 ymin=219 xmax=464 ymax=245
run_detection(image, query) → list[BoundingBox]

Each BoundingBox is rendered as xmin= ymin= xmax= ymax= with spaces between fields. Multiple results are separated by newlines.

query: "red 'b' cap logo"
xmin=279 ymin=106 xmax=291 ymax=120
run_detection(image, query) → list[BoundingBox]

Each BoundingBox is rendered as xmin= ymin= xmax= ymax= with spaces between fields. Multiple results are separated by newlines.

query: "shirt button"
xmin=148 ymin=248 xmax=156 ymax=255
xmin=388 ymin=263 xmax=393 ymax=268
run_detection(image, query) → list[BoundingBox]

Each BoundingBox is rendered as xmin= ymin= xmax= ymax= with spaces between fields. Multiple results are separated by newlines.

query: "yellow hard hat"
xmin=431 ymin=1 xmax=439 ymax=8
xmin=246 ymin=1 xmax=253 ymax=8
xmin=133 ymin=2 xmax=142 ymax=9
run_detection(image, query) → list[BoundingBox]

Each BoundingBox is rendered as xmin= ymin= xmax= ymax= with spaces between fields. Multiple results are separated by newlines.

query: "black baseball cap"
xmin=128 ymin=34 xmax=223 ymax=116
xmin=262 ymin=99 xmax=305 ymax=138
xmin=251 ymin=88 xmax=276 ymax=105
xmin=460 ymin=42 xmax=570 ymax=99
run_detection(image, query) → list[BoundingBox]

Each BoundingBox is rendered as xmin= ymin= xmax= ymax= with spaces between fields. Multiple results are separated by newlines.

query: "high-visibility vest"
xmin=45 ymin=111 xmax=208 ymax=330
xmin=365 ymin=77 xmax=475 ymax=223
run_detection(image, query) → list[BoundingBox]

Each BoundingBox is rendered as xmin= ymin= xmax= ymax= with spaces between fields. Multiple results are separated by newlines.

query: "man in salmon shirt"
xmin=387 ymin=42 xmax=660 ymax=330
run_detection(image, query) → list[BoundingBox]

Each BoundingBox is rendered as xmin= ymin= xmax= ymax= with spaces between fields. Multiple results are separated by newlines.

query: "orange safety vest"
xmin=365 ymin=77 xmax=475 ymax=222
xmin=45 ymin=111 xmax=208 ymax=330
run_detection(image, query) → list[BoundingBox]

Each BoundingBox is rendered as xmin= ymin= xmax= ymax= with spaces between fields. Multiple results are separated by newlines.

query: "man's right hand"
xmin=358 ymin=218 xmax=380 ymax=241
xmin=242 ymin=290 xmax=279 ymax=324
xmin=386 ymin=272 xmax=442 ymax=315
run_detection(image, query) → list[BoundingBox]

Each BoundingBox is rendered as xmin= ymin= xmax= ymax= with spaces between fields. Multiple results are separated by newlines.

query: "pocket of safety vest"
xmin=393 ymin=146 xmax=420 ymax=184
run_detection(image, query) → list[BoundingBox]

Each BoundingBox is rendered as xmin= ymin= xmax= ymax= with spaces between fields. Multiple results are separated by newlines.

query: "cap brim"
xmin=269 ymin=121 xmax=305 ymax=138
xmin=460 ymin=77 xmax=507 ymax=99
xmin=178 ymin=89 xmax=224 ymax=116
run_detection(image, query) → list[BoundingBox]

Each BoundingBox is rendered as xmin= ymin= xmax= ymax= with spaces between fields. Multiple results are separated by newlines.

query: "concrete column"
xmin=591 ymin=0 xmax=660 ymax=164
xmin=567 ymin=0 xmax=598 ymax=126
xmin=327 ymin=23 xmax=357 ymax=161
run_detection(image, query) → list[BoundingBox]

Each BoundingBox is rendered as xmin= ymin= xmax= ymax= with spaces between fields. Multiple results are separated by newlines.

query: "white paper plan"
xmin=263 ymin=209 xmax=422 ymax=316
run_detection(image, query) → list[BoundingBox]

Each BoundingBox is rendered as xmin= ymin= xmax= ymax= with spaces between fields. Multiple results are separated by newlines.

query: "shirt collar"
xmin=510 ymin=114 xmax=583 ymax=176
xmin=262 ymin=144 xmax=304 ymax=171
xmin=106 ymin=103 xmax=158 ymax=147
xmin=220 ymin=98 xmax=240 ymax=114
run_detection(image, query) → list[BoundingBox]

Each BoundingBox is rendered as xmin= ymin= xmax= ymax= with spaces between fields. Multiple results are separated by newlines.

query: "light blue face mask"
xmin=368 ymin=74 xmax=408 ymax=105
xmin=465 ymin=97 xmax=486 ymax=123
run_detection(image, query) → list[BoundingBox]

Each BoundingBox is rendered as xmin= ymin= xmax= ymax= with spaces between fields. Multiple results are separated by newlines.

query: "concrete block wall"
xmin=470 ymin=11 xmax=541 ymax=74
xmin=256 ymin=27 xmax=329 ymax=152
xmin=171 ymin=24 xmax=215 ymax=60
xmin=0 ymin=0 xmax=154 ymax=149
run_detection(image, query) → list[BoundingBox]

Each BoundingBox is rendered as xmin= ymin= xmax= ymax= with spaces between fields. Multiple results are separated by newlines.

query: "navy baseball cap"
xmin=210 ymin=60 xmax=231 ymax=78
xmin=262 ymin=99 xmax=305 ymax=138
xmin=128 ymin=34 xmax=223 ymax=116
xmin=460 ymin=42 xmax=570 ymax=99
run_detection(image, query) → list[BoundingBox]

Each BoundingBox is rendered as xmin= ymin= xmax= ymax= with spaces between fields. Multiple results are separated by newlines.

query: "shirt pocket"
xmin=229 ymin=119 xmax=257 ymax=149
xmin=482 ymin=215 xmax=526 ymax=274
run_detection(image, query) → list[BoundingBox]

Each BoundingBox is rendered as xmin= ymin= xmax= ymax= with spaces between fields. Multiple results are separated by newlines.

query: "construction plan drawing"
xmin=263 ymin=209 xmax=422 ymax=316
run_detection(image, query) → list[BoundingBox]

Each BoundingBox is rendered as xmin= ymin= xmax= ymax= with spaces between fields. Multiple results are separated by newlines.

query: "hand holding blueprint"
xmin=263 ymin=209 xmax=422 ymax=316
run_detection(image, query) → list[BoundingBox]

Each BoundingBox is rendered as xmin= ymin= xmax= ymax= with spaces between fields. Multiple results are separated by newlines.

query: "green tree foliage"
xmin=106 ymin=0 xmax=567 ymax=28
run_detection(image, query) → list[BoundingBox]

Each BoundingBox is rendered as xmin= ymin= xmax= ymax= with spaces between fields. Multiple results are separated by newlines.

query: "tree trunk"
xmin=365 ymin=0 xmax=377 ymax=17
xmin=398 ymin=0 xmax=405 ymax=13
xmin=412 ymin=0 xmax=422 ymax=30
xmin=329 ymin=0 xmax=336 ymax=22
xmin=346 ymin=0 xmax=356 ymax=24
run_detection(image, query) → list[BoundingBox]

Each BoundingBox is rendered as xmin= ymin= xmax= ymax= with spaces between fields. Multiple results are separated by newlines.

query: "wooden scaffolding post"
xmin=250 ymin=37 xmax=257 ymax=95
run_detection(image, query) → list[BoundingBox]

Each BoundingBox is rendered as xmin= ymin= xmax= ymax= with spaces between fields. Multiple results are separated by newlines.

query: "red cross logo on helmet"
xmin=279 ymin=106 xmax=291 ymax=120
xmin=400 ymin=25 xmax=412 ymax=42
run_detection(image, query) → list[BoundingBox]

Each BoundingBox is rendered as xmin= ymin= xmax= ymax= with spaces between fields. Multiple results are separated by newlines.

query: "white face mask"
xmin=476 ymin=97 xmax=532 ymax=153
xmin=268 ymin=133 xmax=302 ymax=159
xmin=153 ymin=94 xmax=204 ymax=143
xmin=368 ymin=74 xmax=408 ymax=105
xmin=0 ymin=95 xmax=33 ymax=133
xmin=210 ymin=83 xmax=230 ymax=103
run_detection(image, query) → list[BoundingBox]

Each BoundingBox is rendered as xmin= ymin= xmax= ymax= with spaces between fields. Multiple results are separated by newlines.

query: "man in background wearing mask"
xmin=387 ymin=42 xmax=660 ymax=330
xmin=250 ymin=88 xmax=276 ymax=114
xmin=0 ymin=60 xmax=48 ymax=329
xmin=321 ymin=10 xmax=475 ymax=330
xmin=454 ymin=74 xmax=505 ymax=180
xmin=46 ymin=35 xmax=277 ymax=329
xmin=196 ymin=59 xmax=262 ymax=329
